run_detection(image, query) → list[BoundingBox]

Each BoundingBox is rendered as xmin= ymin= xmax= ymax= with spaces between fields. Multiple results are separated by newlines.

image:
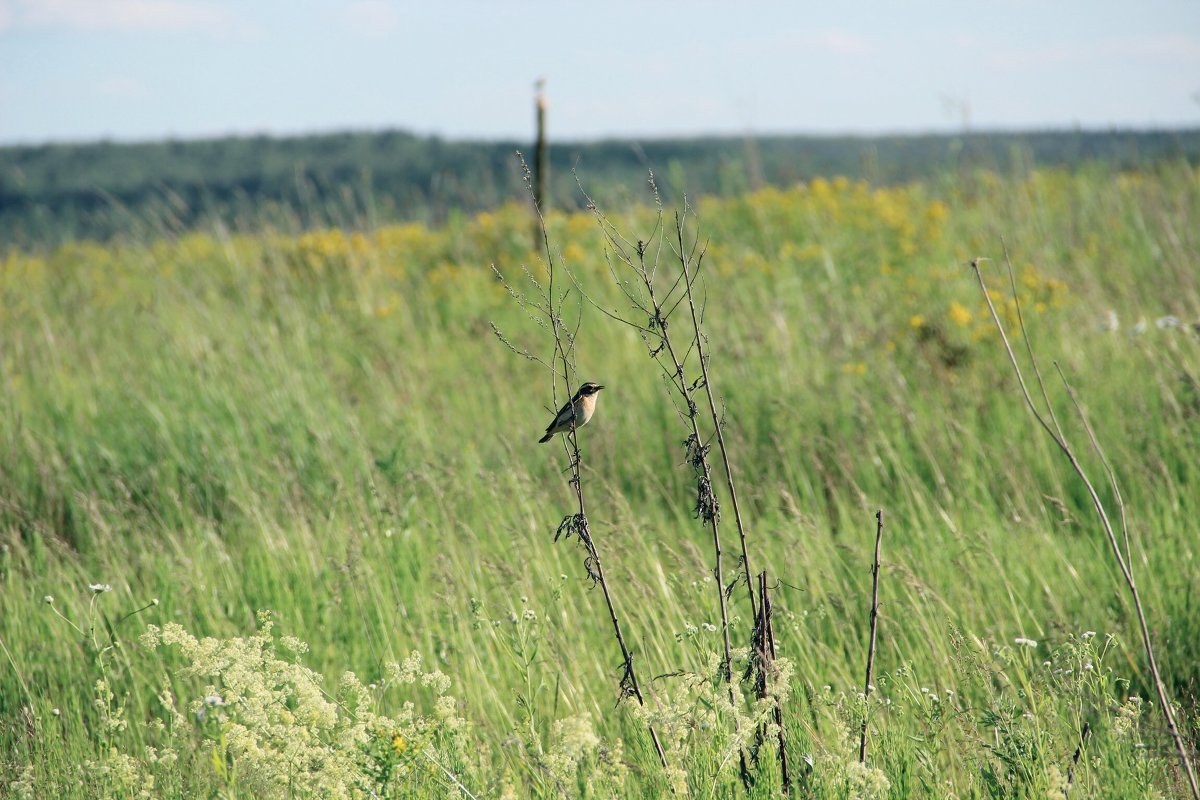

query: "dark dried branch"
xmin=494 ymin=151 xmax=669 ymax=771
xmin=859 ymin=510 xmax=885 ymax=765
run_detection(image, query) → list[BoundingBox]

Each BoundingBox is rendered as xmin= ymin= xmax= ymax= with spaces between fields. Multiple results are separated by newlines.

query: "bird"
xmin=538 ymin=382 xmax=605 ymax=443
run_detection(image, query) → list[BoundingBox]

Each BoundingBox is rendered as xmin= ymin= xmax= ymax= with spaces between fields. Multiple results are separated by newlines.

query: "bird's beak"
xmin=596 ymin=385 xmax=605 ymax=391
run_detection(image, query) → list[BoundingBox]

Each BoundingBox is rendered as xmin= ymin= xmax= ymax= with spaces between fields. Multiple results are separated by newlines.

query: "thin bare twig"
xmin=754 ymin=571 xmax=791 ymax=794
xmin=673 ymin=212 xmax=759 ymax=622
xmin=579 ymin=185 xmax=752 ymax=787
xmin=501 ymin=152 xmax=668 ymax=770
xmin=645 ymin=235 xmax=748 ymax=788
xmin=969 ymin=255 xmax=1198 ymax=800
xmin=859 ymin=509 xmax=884 ymax=764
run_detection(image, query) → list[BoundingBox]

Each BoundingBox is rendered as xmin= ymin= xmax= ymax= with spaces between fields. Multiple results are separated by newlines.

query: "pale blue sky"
xmin=1 ymin=0 xmax=1198 ymax=145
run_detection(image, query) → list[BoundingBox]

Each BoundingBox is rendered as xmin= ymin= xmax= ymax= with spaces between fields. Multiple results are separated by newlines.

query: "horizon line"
xmin=3 ymin=121 xmax=1200 ymax=150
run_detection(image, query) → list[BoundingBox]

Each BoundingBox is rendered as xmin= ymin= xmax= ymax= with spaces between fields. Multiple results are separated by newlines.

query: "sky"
xmin=1 ymin=0 xmax=1198 ymax=145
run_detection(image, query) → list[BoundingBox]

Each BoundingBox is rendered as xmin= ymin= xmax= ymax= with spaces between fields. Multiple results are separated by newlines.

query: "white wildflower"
xmin=1113 ymin=696 xmax=1144 ymax=740
xmin=846 ymin=760 xmax=891 ymax=800
xmin=1045 ymin=764 xmax=1068 ymax=800
xmin=279 ymin=635 xmax=308 ymax=654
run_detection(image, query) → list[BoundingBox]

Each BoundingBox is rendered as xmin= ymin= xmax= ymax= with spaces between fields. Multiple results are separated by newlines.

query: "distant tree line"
xmin=1 ymin=127 xmax=1197 ymax=248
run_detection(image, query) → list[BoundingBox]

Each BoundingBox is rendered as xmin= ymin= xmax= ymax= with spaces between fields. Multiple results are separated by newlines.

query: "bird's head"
xmin=577 ymin=382 xmax=605 ymax=397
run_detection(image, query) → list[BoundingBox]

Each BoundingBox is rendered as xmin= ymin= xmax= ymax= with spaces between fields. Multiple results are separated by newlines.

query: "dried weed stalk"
xmin=576 ymin=177 xmax=770 ymax=786
xmin=858 ymin=509 xmax=884 ymax=765
xmin=970 ymin=248 xmax=1198 ymax=800
xmin=490 ymin=154 xmax=668 ymax=769
xmin=751 ymin=571 xmax=791 ymax=794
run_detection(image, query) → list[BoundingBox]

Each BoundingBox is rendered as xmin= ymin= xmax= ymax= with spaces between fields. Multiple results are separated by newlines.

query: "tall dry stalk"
xmin=752 ymin=571 xmax=791 ymax=794
xmin=583 ymin=185 xmax=759 ymax=619
xmin=858 ymin=509 xmax=884 ymax=765
xmin=577 ymin=184 xmax=770 ymax=787
xmin=970 ymin=249 xmax=1198 ymax=800
xmin=490 ymin=154 xmax=668 ymax=769
xmin=671 ymin=208 xmax=759 ymax=624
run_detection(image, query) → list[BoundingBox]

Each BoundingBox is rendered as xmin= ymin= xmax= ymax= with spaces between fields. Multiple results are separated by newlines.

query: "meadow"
xmin=1 ymin=163 xmax=1199 ymax=798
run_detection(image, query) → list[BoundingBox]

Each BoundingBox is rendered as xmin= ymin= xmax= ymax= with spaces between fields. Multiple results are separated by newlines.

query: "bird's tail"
xmin=538 ymin=431 xmax=553 ymax=444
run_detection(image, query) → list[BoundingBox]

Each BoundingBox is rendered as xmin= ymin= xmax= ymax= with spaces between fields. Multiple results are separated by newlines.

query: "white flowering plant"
xmin=139 ymin=611 xmax=479 ymax=799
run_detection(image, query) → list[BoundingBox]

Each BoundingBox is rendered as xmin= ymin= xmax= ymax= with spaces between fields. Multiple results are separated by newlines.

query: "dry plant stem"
xmin=858 ymin=509 xmax=884 ymax=765
xmin=758 ymin=572 xmax=792 ymax=795
xmin=566 ymin=426 xmax=667 ymax=769
xmin=658 ymin=323 xmax=735 ymax=677
xmin=524 ymin=160 xmax=668 ymax=771
xmin=596 ymin=206 xmax=737 ymax=682
xmin=642 ymin=247 xmax=749 ymax=787
xmin=673 ymin=214 xmax=759 ymax=621
xmin=581 ymin=191 xmax=753 ymax=782
xmin=970 ymin=256 xmax=1198 ymax=800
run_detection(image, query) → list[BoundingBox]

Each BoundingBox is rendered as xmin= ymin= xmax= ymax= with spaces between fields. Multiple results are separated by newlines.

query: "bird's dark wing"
xmin=545 ymin=396 xmax=574 ymax=431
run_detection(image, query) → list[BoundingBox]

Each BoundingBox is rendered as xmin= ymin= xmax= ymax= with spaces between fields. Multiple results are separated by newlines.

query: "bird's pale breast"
xmin=577 ymin=393 xmax=598 ymax=425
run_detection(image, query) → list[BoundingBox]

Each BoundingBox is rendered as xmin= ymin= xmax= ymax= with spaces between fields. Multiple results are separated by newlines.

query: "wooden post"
xmin=534 ymin=79 xmax=548 ymax=212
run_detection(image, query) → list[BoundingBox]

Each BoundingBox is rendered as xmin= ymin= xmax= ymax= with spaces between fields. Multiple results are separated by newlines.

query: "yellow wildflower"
xmin=924 ymin=200 xmax=951 ymax=224
xmin=948 ymin=301 xmax=972 ymax=327
xmin=562 ymin=243 xmax=586 ymax=265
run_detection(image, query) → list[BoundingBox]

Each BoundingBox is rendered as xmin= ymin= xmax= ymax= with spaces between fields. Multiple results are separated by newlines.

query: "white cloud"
xmin=719 ymin=29 xmax=874 ymax=65
xmin=1105 ymin=34 xmax=1200 ymax=62
xmin=808 ymin=31 xmax=872 ymax=57
xmin=1 ymin=0 xmax=244 ymax=34
xmin=339 ymin=0 xmax=400 ymax=37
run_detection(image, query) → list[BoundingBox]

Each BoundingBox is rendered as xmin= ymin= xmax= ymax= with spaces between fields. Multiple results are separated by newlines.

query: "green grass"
xmin=1 ymin=163 xmax=1198 ymax=798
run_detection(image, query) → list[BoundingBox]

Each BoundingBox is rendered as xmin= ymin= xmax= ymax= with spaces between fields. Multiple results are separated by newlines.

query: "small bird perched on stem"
xmin=538 ymin=382 xmax=605 ymax=443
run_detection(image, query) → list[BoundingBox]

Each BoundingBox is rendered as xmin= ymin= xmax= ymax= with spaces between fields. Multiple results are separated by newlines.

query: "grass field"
xmin=2 ymin=163 xmax=1199 ymax=798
